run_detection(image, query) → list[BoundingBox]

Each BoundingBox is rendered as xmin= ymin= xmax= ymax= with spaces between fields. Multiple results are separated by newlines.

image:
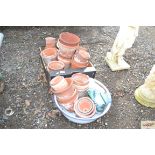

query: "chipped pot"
xmin=48 ymin=61 xmax=65 ymax=71
xmin=74 ymin=97 xmax=96 ymax=118
xmin=40 ymin=48 xmax=57 ymax=64
xmin=45 ymin=37 xmax=56 ymax=49
xmin=58 ymin=54 xmax=71 ymax=69
xmin=50 ymin=76 xmax=68 ymax=92
xmin=59 ymin=32 xmax=80 ymax=47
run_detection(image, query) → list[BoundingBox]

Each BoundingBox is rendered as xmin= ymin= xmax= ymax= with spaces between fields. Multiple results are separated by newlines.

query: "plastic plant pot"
xmin=40 ymin=48 xmax=57 ymax=64
xmin=59 ymin=32 xmax=80 ymax=47
xmin=48 ymin=61 xmax=65 ymax=71
xmin=50 ymin=76 xmax=68 ymax=92
xmin=45 ymin=37 xmax=56 ymax=49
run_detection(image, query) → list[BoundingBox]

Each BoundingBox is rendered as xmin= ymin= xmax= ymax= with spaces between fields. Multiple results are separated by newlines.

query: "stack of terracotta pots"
xmin=71 ymin=48 xmax=90 ymax=69
xmin=57 ymin=32 xmax=80 ymax=68
xmin=72 ymin=73 xmax=90 ymax=97
xmin=50 ymin=76 xmax=78 ymax=111
xmin=40 ymin=37 xmax=58 ymax=65
xmin=74 ymin=97 xmax=96 ymax=118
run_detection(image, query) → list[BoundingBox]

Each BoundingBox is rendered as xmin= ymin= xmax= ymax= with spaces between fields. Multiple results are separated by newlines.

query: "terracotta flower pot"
xmin=57 ymin=40 xmax=78 ymax=52
xmin=58 ymin=54 xmax=71 ymax=69
xmin=40 ymin=48 xmax=57 ymax=64
xmin=50 ymin=76 xmax=68 ymax=92
xmin=48 ymin=61 xmax=65 ymax=71
xmin=59 ymin=92 xmax=79 ymax=112
xmin=45 ymin=37 xmax=56 ymax=49
xmin=57 ymin=88 xmax=77 ymax=103
xmin=71 ymin=58 xmax=89 ymax=69
xmin=72 ymin=73 xmax=89 ymax=86
xmin=51 ymin=78 xmax=73 ymax=94
xmin=56 ymin=85 xmax=75 ymax=99
xmin=59 ymin=49 xmax=75 ymax=59
xmin=59 ymin=32 xmax=80 ymax=47
xmin=75 ymin=49 xmax=90 ymax=62
xmin=74 ymin=97 xmax=96 ymax=118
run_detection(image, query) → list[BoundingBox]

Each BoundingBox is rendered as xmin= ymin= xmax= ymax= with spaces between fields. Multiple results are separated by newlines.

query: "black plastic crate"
xmin=40 ymin=47 xmax=96 ymax=82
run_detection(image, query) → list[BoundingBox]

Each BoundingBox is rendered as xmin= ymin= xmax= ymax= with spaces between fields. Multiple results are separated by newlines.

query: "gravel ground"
xmin=0 ymin=26 xmax=155 ymax=129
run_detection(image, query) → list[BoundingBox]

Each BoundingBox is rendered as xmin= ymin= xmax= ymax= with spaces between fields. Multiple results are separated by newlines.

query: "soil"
xmin=0 ymin=26 xmax=155 ymax=129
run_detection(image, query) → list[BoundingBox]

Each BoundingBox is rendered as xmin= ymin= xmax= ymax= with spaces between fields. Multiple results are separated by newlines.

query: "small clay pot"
xmin=74 ymin=97 xmax=96 ymax=118
xmin=51 ymin=78 xmax=73 ymax=94
xmin=72 ymin=73 xmax=89 ymax=86
xmin=45 ymin=37 xmax=56 ymax=49
xmin=50 ymin=76 xmax=68 ymax=92
xmin=59 ymin=32 xmax=80 ymax=47
xmin=48 ymin=61 xmax=65 ymax=71
xmin=58 ymin=54 xmax=71 ymax=69
xmin=40 ymin=48 xmax=57 ymax=64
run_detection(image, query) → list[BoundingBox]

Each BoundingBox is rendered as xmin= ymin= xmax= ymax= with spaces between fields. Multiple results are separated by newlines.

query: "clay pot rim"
xmin=74 ymin=99 xmax=96 ymax=118
xmin=59 ymin=32 xmax=80 ymax=46
xmin=72 ymin=73 xmax=89 ymax=86
xmin=50 ymin=76 xmax=64 ymax=86
xmin=57 ymin=39 xmax=79 ymax=49
xmin=48 ymin=61 xmax=65 ymax=71
xmin=77 ymin=97 xmax=94 ymax=114
xmin=41 ymin=48 xmax=57 ymax=57
xmin=51 ymin=78 xmax=73 ymax=94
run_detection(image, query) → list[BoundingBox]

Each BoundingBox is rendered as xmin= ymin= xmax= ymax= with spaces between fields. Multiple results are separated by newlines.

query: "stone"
xmin=135 ymin=65 xmax=155 ymax=108
xmin=105 ymin=26 xmax=139 ymax=71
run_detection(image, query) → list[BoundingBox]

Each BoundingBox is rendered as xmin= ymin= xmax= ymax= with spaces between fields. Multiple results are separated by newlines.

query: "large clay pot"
xmin=40 ymin=48 xmax=57 ymax=64
xmin=59 ymin=32 xmax=80 ymax=47
xmin=51 ymin=78 xmax=73 ymax=94
xmin=45 ymin=37 xmax=56 ymax=49
xmin=59 ymin=49 xmax=75 ymax=59
xmin=48 ymin=61 xmax=65 ymax=71
xmin=72 ymin=73 xmax=90 ymax=97
xmin=50 ymin=76 xmax=68 ymax=92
